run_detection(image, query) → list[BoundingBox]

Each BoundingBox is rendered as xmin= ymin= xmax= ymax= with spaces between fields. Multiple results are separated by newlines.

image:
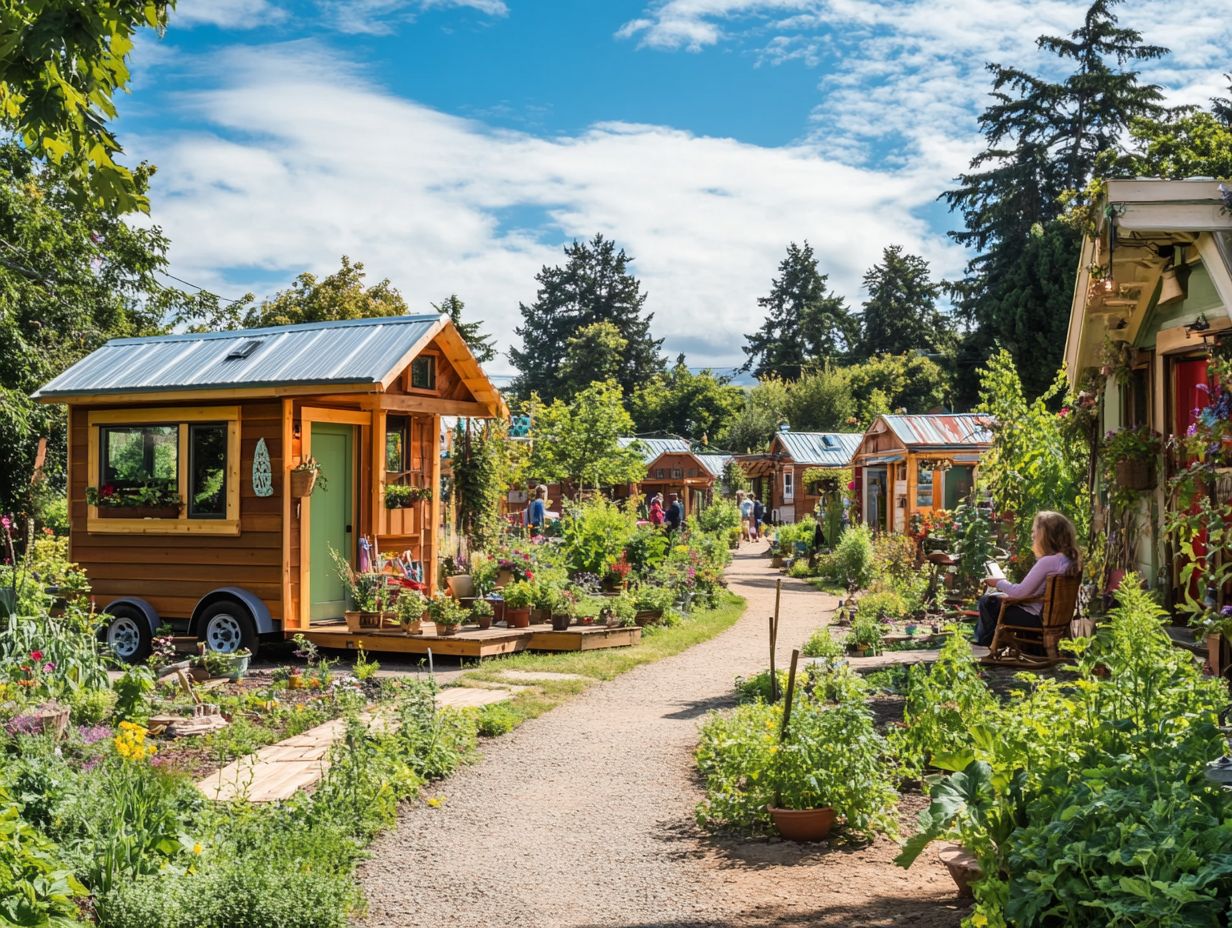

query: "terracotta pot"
xmin=473 ymin=612 xmax=493 ymax=630
xmin=937 ymin=845 xmax=983 ymax=898
xmin=530 ymin=606 xmax=550 ymax=625
xmin=401 ymin=619 xmax=423 ymax=636
xmin=767 ymin=806 xmax=836 ymax=842
xmin=1115 ymin=459 xmax=1155 ymax=491
xmin=345 ymin=611 xmax=383 ymax=633
xmin=495 ymin=568 xmax=514 ymax=588
xmin=506 ymin=606 xmax=531 ymax=628
xmin=435 ymin=622 xmax=461 ymax=637
xmin=288 ymin=672 xmax=304 ymax=690
xmin=551 ymin=613 xmax=572 ymax=631
xmin=772 ymin=555 xmax=785 ymax=568
xmin=290 ymin=468 xmax=317 ymax=498
xmin=489 ymin=598 xmax=506 ymax=622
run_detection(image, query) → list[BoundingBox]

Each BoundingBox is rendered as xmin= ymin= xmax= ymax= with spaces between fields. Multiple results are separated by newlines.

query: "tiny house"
xmin=34 ymin=314 xmax=505 ymax=661
xmin=851 ymin=414 xmax=992 ymax=533
xmin=734 ymin=431 xmax=861 ymax=524
xmin=618 ymin=437 xmax=730 ymax=516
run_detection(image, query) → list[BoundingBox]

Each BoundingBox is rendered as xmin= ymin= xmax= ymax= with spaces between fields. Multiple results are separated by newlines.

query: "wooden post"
xmin=770 ymin=577 xmax=783 ymax=701
xmin=772 ymin=648 xmax=801 ymax=809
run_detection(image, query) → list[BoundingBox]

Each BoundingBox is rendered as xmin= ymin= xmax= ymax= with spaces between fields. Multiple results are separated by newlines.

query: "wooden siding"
xmin=70 ymin=400 xmax=286 ymax=624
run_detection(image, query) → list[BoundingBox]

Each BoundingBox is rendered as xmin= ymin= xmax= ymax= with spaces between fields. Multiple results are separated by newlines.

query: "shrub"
xmin=846 ymin=614 xmax=883 ymax=654
xmin=559 ymin=496 xmax=637 ymax=576
xmin=854 ymin=588 xmax=909 ymax=623
xmin=475 ymin=703 xmax=519 ymax=737
xmin=696 ymin=498 xmax=741 ymax=536
xmin=786 ymin=559 xmax=816 ymax=579
xmin=696 ymin=692 xmax=898 ymax=840
xmin=801 ymin=627 xmax=843 ymax=660
xmin=828 ymin=523 xmax=874 ymax=588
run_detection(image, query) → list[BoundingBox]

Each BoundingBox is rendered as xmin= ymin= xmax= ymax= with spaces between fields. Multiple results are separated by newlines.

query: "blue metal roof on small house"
xmin=619 ymin=436 xmax=690 ymax=464
xmin=772 ymin=431 xmax=861 ymax=467
xmin=33 ymin=314 xmax=444 ymax=399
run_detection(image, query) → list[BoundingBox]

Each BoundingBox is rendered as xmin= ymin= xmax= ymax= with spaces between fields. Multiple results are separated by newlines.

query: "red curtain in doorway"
xmin=1172 ymin=357 xmax=1211 ymax=603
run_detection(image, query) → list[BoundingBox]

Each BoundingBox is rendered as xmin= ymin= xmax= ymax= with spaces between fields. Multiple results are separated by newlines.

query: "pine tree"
xmin=509 ymin=234 xmax=664 ymax=402
xmin=859 ymin=245 xmax=951 ymax=358
xmin=741 ymin=241 xmax=859 ymax=380
xmin=433 ymin=294 xmax=497 ymax=364
xmin=944 ymin=0 xmax=1167 ymax=400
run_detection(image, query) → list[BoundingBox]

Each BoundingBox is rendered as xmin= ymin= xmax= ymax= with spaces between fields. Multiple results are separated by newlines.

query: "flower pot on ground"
xmin=632 ymin=584 xmax=674 ymax=625
xmin=198 ymin=648 xmax=252 ymax=681
xmin=937 ymin=845 xmax=982 ymax=898
xmin=603 ymin=592 xmax=637 ymax=628
xmin=767 ymin=806 xmax=836 ymax=842
xmin=501 ymin=580 xmax=536 ymax=628
xmin=288 ymin=669 xmax=305 ymax=690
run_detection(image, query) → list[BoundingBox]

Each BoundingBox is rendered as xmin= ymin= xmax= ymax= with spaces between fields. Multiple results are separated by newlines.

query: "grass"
xmin=460 ymin=593 xmax=746 ymax=729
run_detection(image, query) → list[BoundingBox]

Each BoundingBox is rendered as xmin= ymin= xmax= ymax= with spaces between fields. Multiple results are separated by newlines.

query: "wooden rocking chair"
xmin=984 ymin=573 xmax=1081 ymax=668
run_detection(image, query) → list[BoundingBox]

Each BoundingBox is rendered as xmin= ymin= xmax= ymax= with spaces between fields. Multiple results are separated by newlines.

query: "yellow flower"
xmin=970 ymin=913 xmax=989 ymax=927
xmin=193 ymin=843 xmax=203 ymax=855
xmin=425 ymin=796 xmax=446 ymax=809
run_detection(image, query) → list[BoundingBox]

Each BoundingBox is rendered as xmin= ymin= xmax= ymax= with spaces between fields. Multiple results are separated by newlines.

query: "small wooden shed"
xmin=621 ymin=437 xmax=729 ymax=516
xmin=851 ymin=414 xmax=992 ymax=533
xmin=35 ymin=314 xmax=505 ymax=660
xmin=734 ymin=430 xmax=861 ymax=524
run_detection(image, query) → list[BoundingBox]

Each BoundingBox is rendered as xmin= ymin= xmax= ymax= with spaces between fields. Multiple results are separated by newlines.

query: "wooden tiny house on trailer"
xmin=35 ymin=314 xmax=506 ymax=661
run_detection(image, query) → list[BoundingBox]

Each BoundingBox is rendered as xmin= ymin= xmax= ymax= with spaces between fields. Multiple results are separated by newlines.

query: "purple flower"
xmin=1222 ymin=605 xmax=1232 ymax=617
xmin=5 ymin=715 xmax=41 ymax=736
xmin=78 ymin=724 xmax=112 ymax=745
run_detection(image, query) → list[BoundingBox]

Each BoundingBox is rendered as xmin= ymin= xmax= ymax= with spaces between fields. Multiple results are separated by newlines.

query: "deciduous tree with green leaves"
xmin=238 ymin=256 xmax=406 ymax=329
xmin=629 ymin=355 xmax=744 ymax=442
xmin=527 ymin=380 xmax=646 ymax=494
xmin=0 ymin=0 xmax=173 ymax=213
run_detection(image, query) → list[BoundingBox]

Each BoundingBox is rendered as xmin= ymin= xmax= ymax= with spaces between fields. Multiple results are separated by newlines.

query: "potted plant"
xmin=632 ymin=583 xmax=674 ymax=626
xmin=846 ymin=615 xmax=883 ymax=657
xmin=570 ymin=594 xmax=602 ymax=627
xmin=1103 ymin=426 xmax=1162 ymax=492
xmin=549 ymin=589 xmax=575 ymax=631
xmin=502 ymin=580 xmax=535 ymax=628
xmin=291 ymin=456 xmax=327 ymax=498
xmin=533 ymin=582 xmax=563 ymax=626
xmin=87 ymin=480 xmax=182 ymax=519
xmin=333 ymin=549 xmax=390 ymax=631
xmin=602 ymin=555 xmax=632 ymax=592
xmin=197 ymin=648 xmax=252 ymax=681
xmin=426 ymin=594 xmax=467 ymax=636
xmin=470 ymin=598 xmax=495 ymax=630
xmin=603 ymin=592 xmax=637 ymax=628
xmin=384 ymin=484 xmax=417 ymax=509
xmin=394 ymin=589 xmax=428 ymax=634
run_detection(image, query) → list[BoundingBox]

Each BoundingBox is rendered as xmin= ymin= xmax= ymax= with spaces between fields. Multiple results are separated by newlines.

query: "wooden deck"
xmin=297 ymin=621 xmax=642 ymax=658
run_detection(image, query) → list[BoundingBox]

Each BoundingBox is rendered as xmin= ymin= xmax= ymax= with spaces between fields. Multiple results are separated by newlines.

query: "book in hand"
xmin=984 ymin=560 xmax=1006 ymax=581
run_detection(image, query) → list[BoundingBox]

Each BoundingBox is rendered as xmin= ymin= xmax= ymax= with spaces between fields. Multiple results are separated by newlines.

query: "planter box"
xmin=1115 ymin=459 xmax=1155 ymax=491
xmin=98 ymin=505 xmax=180 ymax=520
xmin=634 ymin=609 xmax=663 ymax=627
xmin=290 ymin=469 xmax=317 ymax=498
xmin=345 ymin=610 xmax=385 ymax=632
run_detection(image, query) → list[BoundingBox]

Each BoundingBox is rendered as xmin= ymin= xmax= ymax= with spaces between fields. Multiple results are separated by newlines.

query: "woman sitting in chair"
xmin=974 ymin=511 xmax=1081 ymax=647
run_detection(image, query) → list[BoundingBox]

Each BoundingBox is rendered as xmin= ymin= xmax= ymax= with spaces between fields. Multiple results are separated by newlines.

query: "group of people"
xmin=736 ymin=490 xmax=765 ymax=543
xmin=647 ymin=492 xmax=685 ymax=532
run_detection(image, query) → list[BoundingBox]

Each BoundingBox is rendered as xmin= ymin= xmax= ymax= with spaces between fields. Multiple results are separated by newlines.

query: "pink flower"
xmin=43 ymin=662 xmax=55 ymax=673
xmin=0 ymin=515 xmax=10 ymax=530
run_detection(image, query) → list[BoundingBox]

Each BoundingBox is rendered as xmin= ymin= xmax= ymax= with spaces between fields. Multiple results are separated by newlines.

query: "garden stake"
xmin=773 ymin=649 xmax=801 ymax=809
xmin=768 ymin=614 xmax=778 ymax=702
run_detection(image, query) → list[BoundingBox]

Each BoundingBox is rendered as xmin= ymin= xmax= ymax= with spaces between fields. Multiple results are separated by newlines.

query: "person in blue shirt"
xmin=527 ymin=485 xmax=547 ymax=534
xmin=665 ymin=493 xmax=684 ymax=532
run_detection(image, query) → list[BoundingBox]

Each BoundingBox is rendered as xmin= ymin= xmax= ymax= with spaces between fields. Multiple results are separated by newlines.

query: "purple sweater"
xmin=995 ymin=553 xmax=1074 ymax=615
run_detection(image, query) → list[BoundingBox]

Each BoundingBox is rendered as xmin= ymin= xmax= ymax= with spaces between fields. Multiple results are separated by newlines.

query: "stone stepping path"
xmin=196 ymin=686 xmax=513 ymax=803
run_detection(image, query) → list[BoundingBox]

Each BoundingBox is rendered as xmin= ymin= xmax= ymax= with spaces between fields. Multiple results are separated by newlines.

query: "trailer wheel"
xmin=198 ymin=600 xmax=259 ymax=655
xmin=103 ymin=606 xmax=152 ymax=663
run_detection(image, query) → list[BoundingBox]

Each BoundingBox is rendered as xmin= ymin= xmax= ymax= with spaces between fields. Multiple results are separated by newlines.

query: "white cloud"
xmin=315 ymin=0 xmax=508 ymax=35
xmin=172 ymin=0 xmax=287 ymax=29
xmin=131 ymin=42 xmax=964 ymax=373
xmin=621 ymin=0 xmax=1232 ymax=165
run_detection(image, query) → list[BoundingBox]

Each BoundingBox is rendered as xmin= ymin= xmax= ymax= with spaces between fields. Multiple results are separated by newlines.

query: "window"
xmin=386 ymin=415 xmax=409 ymax=474
xmin=88 ymin=406 xmax=240 ymax=535
xmin=189 ymin=424 xmax=227 ymax=518
xmin=101 ymin=425 xmax=178 ymax=488
xmin=672 ymin=468 xmax=684 ymax=479
xmin=783 ymin=471 xmax=794 ymax=501
xmin=655 ymin=468 xmax=665 ymax=479
xmin=410 ymin=356 xmax=436 ymax=390
xmin=916 ymin=464 xmax=934 ymax=508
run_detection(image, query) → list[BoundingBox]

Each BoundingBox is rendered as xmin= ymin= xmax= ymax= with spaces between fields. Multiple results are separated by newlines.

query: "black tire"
xmin=197 ymin=600 xmax=260 ymax=655
xmin=102 ymin=606 xmax=153 ymax=664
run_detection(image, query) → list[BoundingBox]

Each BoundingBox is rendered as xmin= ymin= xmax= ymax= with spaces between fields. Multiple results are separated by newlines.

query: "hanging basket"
xmin=291 ymin=468 xmax=318 ymax=498
xmin=1114 ymin=459 xmax=1155 ymax=491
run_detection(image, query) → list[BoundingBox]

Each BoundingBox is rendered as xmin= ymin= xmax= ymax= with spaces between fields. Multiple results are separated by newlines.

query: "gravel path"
xmin=356 ymin=543 xmax=964 ymax=928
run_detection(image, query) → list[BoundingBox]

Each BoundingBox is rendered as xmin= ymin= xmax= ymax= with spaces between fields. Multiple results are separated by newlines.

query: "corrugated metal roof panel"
xmin=695 ymin=454 xmax=730 ymax=478
xmin=881 ymin=414 xmax=993 ymax=449
xmin=619 ymin=436 xmax=690 ymax=464
xmin=774 ymin=431 xmax=861 ymax=466
xmin=33 ymin=314 xmax=443 ymax=399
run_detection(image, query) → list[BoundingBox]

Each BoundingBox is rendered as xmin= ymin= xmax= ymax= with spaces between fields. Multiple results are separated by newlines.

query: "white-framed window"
xmin=916 ymin=464 xmax=934 ymax=508
xmin=783 ymin=470 xmax=794 ymax=502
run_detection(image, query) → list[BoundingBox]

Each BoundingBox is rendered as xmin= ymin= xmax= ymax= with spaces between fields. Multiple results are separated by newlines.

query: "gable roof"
xmin=695 ymin=453 xmax=730 ymax=478
xmin=772 ymin=431 xmax=861 ymax=467
xmin=619 ymin=436 xmax=690 ymax=464
xmin=880 ymin=414 xmax=992 ymax=449
xmin=34 ymin=314 xmax=506 ymax=417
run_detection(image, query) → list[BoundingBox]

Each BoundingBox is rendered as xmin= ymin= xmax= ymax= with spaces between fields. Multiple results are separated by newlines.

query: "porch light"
xmin=1186 ymin=314 xmax=1211 ymax=338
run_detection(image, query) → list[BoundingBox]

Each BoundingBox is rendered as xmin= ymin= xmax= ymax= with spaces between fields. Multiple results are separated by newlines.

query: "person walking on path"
xmin=526 ymin=485 xmax=547 ymax=535
xmin=751 ymin=496 xmax=764 ymax=542
xmin=738 ymin=492 xmax=753 ymax=543
xmin=648 ymin=493 xmax=665 ymax=528
xmin=665 ymin=492 xmax=684 ymax=532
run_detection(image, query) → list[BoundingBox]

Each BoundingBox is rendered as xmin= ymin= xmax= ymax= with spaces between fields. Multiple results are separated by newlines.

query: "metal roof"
xmin=773 ymin=431 xmax=861 ymax=467
xmin=695 ymin=454 xmax=730 ymax=478
xmin=881 ymin=414 xmax=993 ymax=449
xmin=34 ymin=314 xmax=444 ymax=399
xmin=619 ymin=436 xmax=690 ymax=464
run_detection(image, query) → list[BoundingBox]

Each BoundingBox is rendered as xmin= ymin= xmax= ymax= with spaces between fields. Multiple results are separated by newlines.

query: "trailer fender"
xmin=102 ymin=597 xmax=160 ymax=635
xmin=190 ymin=588 xmax=276 ymax=636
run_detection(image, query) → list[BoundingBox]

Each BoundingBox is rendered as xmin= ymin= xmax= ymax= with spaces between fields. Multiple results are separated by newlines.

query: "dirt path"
xmin=356 ymin=543 xmax=966 ymax=928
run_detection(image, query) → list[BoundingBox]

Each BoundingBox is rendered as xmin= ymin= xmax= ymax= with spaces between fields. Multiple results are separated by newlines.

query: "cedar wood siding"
xmin=70 ymin=400 xmax=286 ymax=624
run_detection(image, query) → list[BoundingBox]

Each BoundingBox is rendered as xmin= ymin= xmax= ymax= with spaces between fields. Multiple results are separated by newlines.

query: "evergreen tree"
xmin=433 ymin=294 xmax=497 ymax=364
xmin=741 ymin=241 xmax=859 ymax=380
xmin=859 ymin=245 xmax=951 ymax=358
xmin=944 ymin=0 xmax=1167 ymax=400
xmin=556 ymin=321 xmax=628 ymax=399
xmin=509 ymin=235 xmax=664 ymax=402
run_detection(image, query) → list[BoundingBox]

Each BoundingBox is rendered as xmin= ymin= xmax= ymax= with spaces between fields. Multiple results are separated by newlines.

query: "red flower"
xmin=525 ymin=571 xmax=534 ymax=581
xmin=30 ymin=650 xmax=42 ymax=662
xmin=100 ymin=484 xmax=115 ymax=498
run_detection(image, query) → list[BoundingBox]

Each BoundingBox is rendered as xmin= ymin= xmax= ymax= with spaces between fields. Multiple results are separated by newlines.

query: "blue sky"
xmin=119 ymin=0 xmax=1231 ymax=373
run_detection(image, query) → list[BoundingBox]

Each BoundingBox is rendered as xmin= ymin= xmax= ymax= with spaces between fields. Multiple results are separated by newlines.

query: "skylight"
xmin=225 ymin=340 xmax=263 ymax=361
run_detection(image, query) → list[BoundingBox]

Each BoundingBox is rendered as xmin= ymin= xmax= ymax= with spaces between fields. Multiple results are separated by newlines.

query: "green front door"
xmin=309 ymin=424 xmax=354 ymax=621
